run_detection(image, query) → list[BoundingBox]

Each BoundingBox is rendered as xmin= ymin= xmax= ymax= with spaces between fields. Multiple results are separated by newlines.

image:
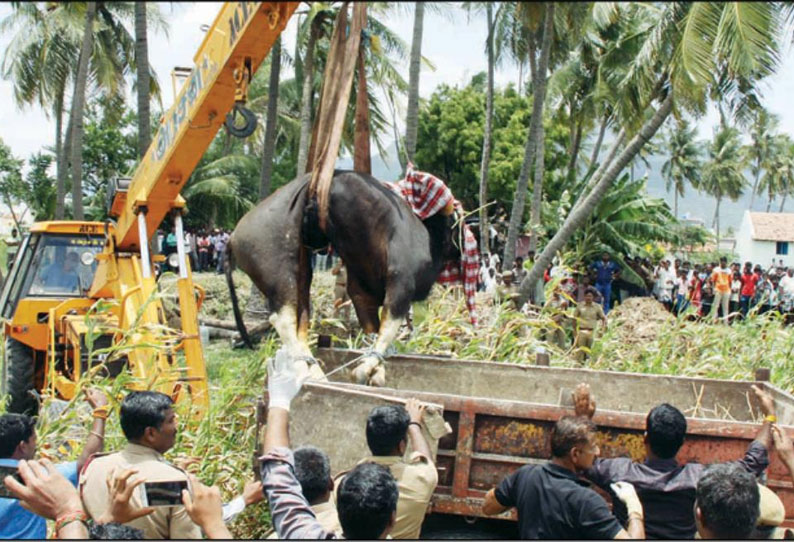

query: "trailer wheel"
xmin=3 ymin=338 xmax=37 ymax=415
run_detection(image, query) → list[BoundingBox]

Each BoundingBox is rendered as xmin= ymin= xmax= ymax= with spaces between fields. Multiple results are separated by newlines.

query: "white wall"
xmin=735 ymin=212 xmax=794 ymax=266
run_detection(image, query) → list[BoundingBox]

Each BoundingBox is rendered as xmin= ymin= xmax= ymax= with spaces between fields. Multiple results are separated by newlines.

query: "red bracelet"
xmin=55 ymin=510 xmax=89 ymax=536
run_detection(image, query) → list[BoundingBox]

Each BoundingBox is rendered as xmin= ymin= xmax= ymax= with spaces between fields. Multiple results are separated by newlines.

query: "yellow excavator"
xmin=0 ymin=2 xmax=299 ymax=416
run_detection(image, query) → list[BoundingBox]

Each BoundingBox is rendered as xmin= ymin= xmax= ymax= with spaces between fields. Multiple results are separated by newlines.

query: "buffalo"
xmin=226 ymin=168 xmax=476 ymax=386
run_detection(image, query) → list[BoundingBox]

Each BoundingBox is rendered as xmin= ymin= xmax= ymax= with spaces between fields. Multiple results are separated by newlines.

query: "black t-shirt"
xmin=494 ymin=462 xmax=623 ymax=540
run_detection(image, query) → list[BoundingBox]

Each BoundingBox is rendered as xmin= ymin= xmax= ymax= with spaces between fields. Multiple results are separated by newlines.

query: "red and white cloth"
xmin=385 ymin=165 xmax=479 ymax=326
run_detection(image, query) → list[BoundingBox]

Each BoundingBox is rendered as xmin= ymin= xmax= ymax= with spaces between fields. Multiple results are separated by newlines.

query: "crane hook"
xmin=224 ymin=103 xmax=257 ymax=138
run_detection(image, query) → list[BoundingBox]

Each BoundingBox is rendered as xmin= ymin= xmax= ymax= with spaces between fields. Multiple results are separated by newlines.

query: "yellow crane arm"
xmin=114 ymin=1 xmax=298 ymax=251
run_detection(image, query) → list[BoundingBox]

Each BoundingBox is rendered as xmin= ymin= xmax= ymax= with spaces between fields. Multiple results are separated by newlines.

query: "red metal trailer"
xmin=256 ymin=347 xmax=794 ymax=537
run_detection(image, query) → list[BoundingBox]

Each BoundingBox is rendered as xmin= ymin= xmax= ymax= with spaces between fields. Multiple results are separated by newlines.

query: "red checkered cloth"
xmin=384 ymin=165 xmax=479 ymax=326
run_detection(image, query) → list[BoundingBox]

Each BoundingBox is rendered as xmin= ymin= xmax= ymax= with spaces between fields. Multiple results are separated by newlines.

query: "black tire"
xmin=4 ymin=338 xmax=37 ymax=415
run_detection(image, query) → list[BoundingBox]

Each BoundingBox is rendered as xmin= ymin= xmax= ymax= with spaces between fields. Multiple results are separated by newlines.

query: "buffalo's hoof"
xmin=368 ymin=365 xmax=387 ymax=387
xmin=352 ymin=358 xmax=379 ymax=385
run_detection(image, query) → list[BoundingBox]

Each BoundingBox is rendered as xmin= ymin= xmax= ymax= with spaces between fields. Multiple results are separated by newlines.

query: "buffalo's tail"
xmin=224 ymin=243 xmax=254 ymax=349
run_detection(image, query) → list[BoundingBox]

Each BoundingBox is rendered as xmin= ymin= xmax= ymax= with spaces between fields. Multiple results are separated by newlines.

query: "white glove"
xmin=267 ymin=348 xmax=304 ymax=411
xmin=610 ymin=481 xmax=643 ymax=519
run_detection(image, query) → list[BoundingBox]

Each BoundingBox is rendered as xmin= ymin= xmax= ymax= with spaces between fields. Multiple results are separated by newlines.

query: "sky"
xmin=0 ymin=2 xmax=793 ymax=225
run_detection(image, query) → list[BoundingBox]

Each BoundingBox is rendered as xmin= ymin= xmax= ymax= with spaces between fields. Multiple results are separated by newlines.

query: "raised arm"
xmin=259 ymin=349 xmax=331 ymax=540
xmin=405 ymin=398 xmax=433 ymax=461
xmin=77 ymin=388 xmax=109 ymax=471
xmin=751 ymin=385 xmax=775 ymax=452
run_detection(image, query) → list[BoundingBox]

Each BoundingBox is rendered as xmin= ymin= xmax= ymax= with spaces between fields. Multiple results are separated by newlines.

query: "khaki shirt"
xmin=79 ymin=443 xmax=202 ymax=539
xmin=313 ymin=501 xmax=343 ymax=536
xmin=356 ymin=452 xmax=438 ymax=539
xmin=574 ymin=302 xmax=605 ymax=330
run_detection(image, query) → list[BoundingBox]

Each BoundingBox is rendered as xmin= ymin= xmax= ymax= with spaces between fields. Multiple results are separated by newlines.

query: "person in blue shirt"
xmin=589 ymin=252 xmax=621 ymax=315
xmin=0 ymin=389 xmax=108 ymax=540
xmin=38 ymin=251 xmax=80 ymax=293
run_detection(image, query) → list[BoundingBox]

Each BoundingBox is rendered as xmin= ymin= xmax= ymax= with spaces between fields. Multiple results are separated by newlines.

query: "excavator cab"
xmin=0 ymin=222 xmax=107 ymax=414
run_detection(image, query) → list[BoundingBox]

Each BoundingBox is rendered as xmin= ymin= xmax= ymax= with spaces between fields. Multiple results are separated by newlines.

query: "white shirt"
xmin=780 ymin=274 xmax=794 ymax=296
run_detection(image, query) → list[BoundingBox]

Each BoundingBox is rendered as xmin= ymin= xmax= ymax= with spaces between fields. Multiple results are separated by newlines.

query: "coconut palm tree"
xmin=259 ymin=36 xmax=281 ymax=200
xmin=760 ymin=134 xmax=794 ymax=212
xmin=462 ymin=2 xmax=497 ymax=252
xmin=517 ymin=2 xmax=788 ymax=307
xmin=661 ymin=119 xmax=703 ymax=218
xmin=68 ymin=1 xmax=97 ymax=220
xmin=501 ymin=3 xmax=556 ymax=262
xmin=746 ymin=107 xmax=779 ymax=210
xmin=0 ymin=2 xmax=165 ymax=218
xmin=701 ymin=125 xmax=746 ymax=247
xmin=404 ymin=1 xmax=424 ymax=166
xmin=135 ymin=1 xmax=150 ymax=158
xmin=295 ymin=3 xmax=333 ymax=176
xmin=183 ymin=153 xmax=259 ymax=229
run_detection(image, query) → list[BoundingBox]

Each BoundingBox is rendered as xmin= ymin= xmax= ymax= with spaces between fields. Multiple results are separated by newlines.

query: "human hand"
xmin=4 ymin=459 xmax=83 ymax=520
xmin=772 ymin=425 xmax=794 ymax=462
xmin=573 ymin=383 xmax=596 ymax=419
xmin=610 ymin=481 xmax=643 ymax=519
xmin=267 ymin=347 xmax=305 ymax=411
xmin=98 ymin=467 xmax=154 ymax=524
xmin=242 ymin=480 xmax=264 ymax=506
xmin=752 ymin=384 xmax=776 ymax=419
xmin=182 ymin=474 xmax=227 ymax=536
xmin=84 ymin=387 xmax=109 ymax=409
xmin=405 ymin=398 xmax=426 ymax=425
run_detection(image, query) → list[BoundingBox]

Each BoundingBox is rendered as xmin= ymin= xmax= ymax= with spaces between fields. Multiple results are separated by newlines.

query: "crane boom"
xmin=114 ymin=1 xmax=298 ymax=251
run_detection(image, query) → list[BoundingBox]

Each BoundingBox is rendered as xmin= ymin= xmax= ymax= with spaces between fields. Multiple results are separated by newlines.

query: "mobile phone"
xmin=139 ymin=479 xmax=190 ymax=507
xmin=0 ymin=465 xmax=23 ymax=499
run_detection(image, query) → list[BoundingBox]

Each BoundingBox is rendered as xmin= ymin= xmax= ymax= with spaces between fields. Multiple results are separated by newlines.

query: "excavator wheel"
xmin=3 ymin=338 xmax=38 ymax=415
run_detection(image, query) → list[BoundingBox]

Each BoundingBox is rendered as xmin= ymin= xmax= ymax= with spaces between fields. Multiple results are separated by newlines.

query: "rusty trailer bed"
xmin=269 ymin=347 xmax=794 ymax=531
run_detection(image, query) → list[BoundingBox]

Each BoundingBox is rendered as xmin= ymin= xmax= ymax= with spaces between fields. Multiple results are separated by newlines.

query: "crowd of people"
xmin=156 ymin=227 xmax=232 ymax=275
xmin=4 ymin=349 xmax=794 ymax=540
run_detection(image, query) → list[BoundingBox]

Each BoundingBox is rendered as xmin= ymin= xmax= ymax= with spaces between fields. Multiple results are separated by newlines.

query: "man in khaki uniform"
xmin=267 ymin=445 xmax=342 ymax=538
xmin=496 ymin=270 xmax=519 ymax=308
xmin=80 ymin=391 xmax=202 ymax=539
xmin=573 ymin=287 xmax=606 ymax=363
xmin=544 ymin=288 xmax=570 ymax=350
xmin=353 ymin=398 xmax=438 ymax=539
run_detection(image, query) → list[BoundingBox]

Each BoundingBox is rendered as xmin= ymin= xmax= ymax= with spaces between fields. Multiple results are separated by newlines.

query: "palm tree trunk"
xmin=529 ymin=124 xmax=546 ymax=252
xmin=767 ymin=197 xmax=773 ymax=212
xmin=69 ymin=1 xmax=97 ymax=220
xmin=573 ymin=128 xmax=627 ymax=212
xmin=54 ymin=86 xmax=67 ymax=219
xmin=780 ymin=193 xmax=787 ymax=213
xmin=259 ymin=36 xmax=281 ymax=200
xmin=478 ymin=2 xmax=494 ymax=253
xmin=750 ymin=161 xmax=761 ymax=209
xmin=296 ymin=18 xmax=320 ymax=177
xmin=567 ymin=118 xmax=583 ymax=180
xmin=517 ymin=92 xmax=674 ymax=306
xmin=589 ymin=113 xmax=609 ymax=167
xmin=715 ymin=197 xmax=721 ymax=249
xmin=135 ymin=1 xmax=151 ymax=158
xmin=674 ymin=190 xmax=679 ymax=219
xmin=404 ymin=1 xmax=425 ymax=166
xmin=505 ymin=4 xmax=554 ymax=264
xmin=518 ymin=61 xmax=523 ymax=96
xmin=353 ymin=38 xmax=371 ymax=175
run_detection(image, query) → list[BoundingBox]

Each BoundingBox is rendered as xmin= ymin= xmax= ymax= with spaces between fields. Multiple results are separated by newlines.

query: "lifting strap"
xmin=306 ymin=2 xmax=367 ymax=230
